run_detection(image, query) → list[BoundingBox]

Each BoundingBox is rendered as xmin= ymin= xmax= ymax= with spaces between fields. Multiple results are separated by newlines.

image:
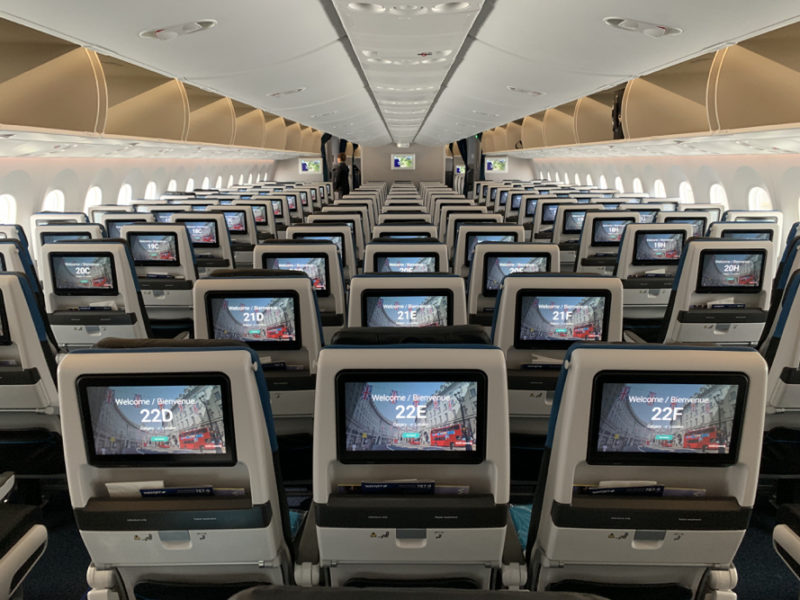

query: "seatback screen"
xmin=286 ymin=195 xmax=297 ymax=211
xmin=41 ymin=232 xmax=92 ymax=244
xmin=207 ymin=292 xmax=301 ymax=349
xmin=263 ymin=254 xmax=329 ymax=295
xmin=299 ymin=191 xmax=308 ymax=206
xmin=588 ymin=372 xmax=747 ymax=466
xmin=248 ymin=205 xmax=267 ymax=224
xmin=483 ymin=254 xmax=550 ymax=295
xmin=178 ymin=220 xmax=219 ymax=248
xmin=541 ymin=204 xmax=559 ymax=224
xmin=78 ymin=374 xmax=235 ymax=467
xmin=515 ymin=291 xmax=610 ymax=348
xmin=499 ymin=190 xmax=508 ymax=206
xmin=592 ymin=218 xmax=634 ymax=246
xmin=375 ymin=254 xmax=438 ymax=273
xmin=271 ymin=200 xmax=283 ymax=217
xmin=293 ymin=234 xmax=344 ymax=259
xmin=525 ymin=198 xmax=538 ymax=217
xmin=223 ymin=211 xmax=247 ymax=234
xmin=363 ymin=291 xmax=452 ymax=327
xmin=465 ymin=233 xmax=516 ymax=265
xmin=562 ymin=210 xmax=587 ymax=234
xmin=665 ymin=217 xmax=706 ymax=237
xmin=107 ymin=220 xmax=146 ymax=238
xmin=721 ymin=230 xmax=772 ymax=241
xmin=337 ymin=370 xmax=486 ymax=464
xmin=511 ymin=194 xmax=523 ymax=210
xmin=635 ymin=210 xmax=659 ymax=224
xmin=697 ymin=251 xmax=765 ymax=293
xmin=51 ymin=253 xmax=117 ymax=295
xmin=633 ymin=232 xmax=685 ymax=265
xmin=129 ymin=233 xmax=179 ymax=266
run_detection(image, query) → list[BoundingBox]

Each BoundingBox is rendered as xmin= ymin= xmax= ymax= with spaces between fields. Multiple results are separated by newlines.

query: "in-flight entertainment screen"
xmin=465 ymin=233 xmax=516 ymax=265
xmin=207 ymin=292 xmax=301 ymax=349
xmin=511 ymin=194 xmax=523 ymax=210
xmin=588 ymin=372 xmax=747 ymax=465
xmin=664 ymin=217 xmax=706 ymax=237
xmin=374 ymin=254 xmax=438 ymax=273
xmin=222 ymin=211 xmax=247 ymax=234
xmin=697 ymin=251 xmax=765 ymax=293
xmin=721 ymin=230 xmax=772 ymax=241
xmin=50 ymin=253 xmax=117 ymax=295
xmin=563 ymin=210 xmax=587 ymax=234
xmin=337 ymin=369 xmax=486 ymax=464
xmin=41 ymin=232 xmax=92 ymax=244
xmin=178 ymin=220 xmax=219 ymax=247
xmin=362 ymin=291 xmax=452 ymax=327
xmin=633 ymin=232 xmax=685 ymax=265
xmin=483 ymin=254 xmax=550 ymax=295
xmin=129 ymin=233 xmax=179 ymax=266
xmin=263 ymin=254 xmax=329 ymax=295
xmin=515 ymin=291 xmax=610 ymax=348
xmin=525 ymin=198 xmax=538 ymax=217
xmin=293 ymin=233 xmax=344 ymax=258
xmin=592 ymin=218 xmax=635 ymax=246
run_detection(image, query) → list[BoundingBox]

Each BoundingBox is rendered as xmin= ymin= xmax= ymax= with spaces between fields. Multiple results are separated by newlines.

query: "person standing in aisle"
xmin=332 ymin=152 xmax=350 ymax=198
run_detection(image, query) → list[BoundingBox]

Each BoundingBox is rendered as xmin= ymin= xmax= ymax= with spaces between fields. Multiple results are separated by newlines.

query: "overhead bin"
xmin=521 ymin=113 xmax=545 ymax=148
xmin=574 ymin=87 xmax=623 ymax=144
xmin=264 ymin=115 xmax=288 ymax=150
xmin=543 ymin=100 xmax=578 ymax=146
xmin=184 ymin=84 xmax=236 ymax=145
xmin=284 ymin=121 xmax=303 ymax=152
xmin=231 ymin=101 xmax=267 ymax=148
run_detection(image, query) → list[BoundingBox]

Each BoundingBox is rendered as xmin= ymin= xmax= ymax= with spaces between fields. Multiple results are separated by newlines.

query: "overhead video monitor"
xmin=293 ymin=233 xmax=344 ymax=258
xmin=374 ymin=253 xmax=438 ymax=273
xmin=592 ymin=218 xmax=635 ymax=246
xmin=499 ymin=190 xmax=509 ymax=206
xmin=263 ymin=254 xmax=330 ymax=296
xmin=176 ymin=219 xmax=219 ymax=248
xmin=391 ymin=154 xmax=416 ymax=170
xmin=562 ymin=210 xmax=587 ymax=234
xmin=271 ymin=200 xmax=283 ymax=218
xmin=485 ymin=157 xmax=508 ymax=173
xmin=77 ymin=373 xmax=235 ymax=467
xmin=221 ymin=211 xmax=247 ymax=234
xmin=525 ymin=198 xmax=538 ymax=217
xmin=664 ymin=217 xmax=706 ymax=237
xmin=128 ymin=232 xmax=179 ymax=266
xmin=336 ymin=369 xmax=486 ymax=464
xmin=106 ymin=219 xmax=146 ymax=238
xmin=206 ymin=291 xmax=301 ymax=350
xmin=514 ymin=290 xmax=610 ymax=348
xmin=286 ymin=195 xmax=298 ymax=211
xmin=299 ymin=158 xmax=322 ymax=174
xmin=696 ymin=250 xmax=765 ymax=293
xmin=362 ymin=290 xmax=453 ymax=328
xmin=511 ymin=194 xmax=523 ymax=210
xmin=632 ymin=231 xmax=685 ymax=266
xmin=588 ymin=372 xmax=748 ymax=466
xmin=465 ymin=232 xmax=517 ymax=265
xmin=50 ymin=253 xmax=117 ymax=296
xmin=483 ymin=253 xmax=550 ymax=296
xmin=40 ymin=232 xmax=92 ymax=245
xmin=721 ymin=230 xmax=772 ymax=241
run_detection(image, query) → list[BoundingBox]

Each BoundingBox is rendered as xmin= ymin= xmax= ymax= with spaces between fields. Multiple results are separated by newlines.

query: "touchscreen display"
xmin=129 ymin=233 xmax=179 ymax=265
xmin=363 ymin=293 xmax=450 ymax=327
xmin=209 ymin=294 xmax=299 ymax=347
xmin=515 ymin=293 xmax=608 ymax=347
xmin=697 ymin=251 xmax=764 ymax=292
xmin=51 ymin=254 xmax=116 ymax=294
xmin=483 ymin=255 xmax=549 ymax=294
xmin=375 ymin=255 xmax=437 ymax=273
xmin=633 ymin=232 xmax=684 ymax=265
xmin=264 ymin=255 xmax=328 ymax=294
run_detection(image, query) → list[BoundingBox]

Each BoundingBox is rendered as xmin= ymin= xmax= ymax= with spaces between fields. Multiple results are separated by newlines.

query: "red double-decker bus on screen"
xmin=683 ymin=426 xmax=723 ymax=452
xmin=430 ymin=423 xmax=469 ymax=449
xmin=179 ymin=427 xmax=213 ymax=451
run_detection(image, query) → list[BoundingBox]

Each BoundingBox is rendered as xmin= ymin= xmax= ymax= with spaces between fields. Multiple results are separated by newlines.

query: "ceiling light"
xmin=507 ymin=85 xmax=542 ymax=96
xmin=603 ymin=17 xmax=682 ymax=38
xmin=348 ymin=2 xmax=386 ymax=13
xmin=432 ymin=1 xmax=471 ymax=12
xmin=267 ymin=87 xmax=306 ymax=98
xmin=139 ymin=20 xmax=217 ymax=41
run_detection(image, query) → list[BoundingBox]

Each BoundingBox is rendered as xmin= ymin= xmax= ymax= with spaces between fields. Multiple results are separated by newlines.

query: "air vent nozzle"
xmin=139 ymin=20 xmax=217 ymax=41
xmin=604 ymin=17 xmax=681 ymax=38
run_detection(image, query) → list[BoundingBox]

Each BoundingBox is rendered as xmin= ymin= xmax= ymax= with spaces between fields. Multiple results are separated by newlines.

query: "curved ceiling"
xmin=1 ymin=0 xmax=799 ymax=147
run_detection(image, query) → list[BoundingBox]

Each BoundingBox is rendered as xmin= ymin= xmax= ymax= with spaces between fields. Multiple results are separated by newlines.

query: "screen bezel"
xmin=562 ymin=209 xmax=588 ymax=234
xmin=513 ymin=288 xmax=613 ymax=349
xmin=222 ymin=210 xmax=249 ymax=235
xmin=205 ymin=289 xmax=303 ymax=350
xmin=106 ymin=219 xmax=147 ymax=238
xmin=175 ymin=218 xmax=220 ymax=248
xmin=481 ymin=252 xmax=552 ymax=296
xmin=464 ymin=231 xmax=519 ymax=266
xmin=695 ymin=249 xmax=767 ymax=294
xmin=77 ymin=372 xmax=236 ymax=468
xmin=664 ymin=216 xmax=707 ymax=237
xmin=127 ymin=232 xmax=180 ymax=267
xmin=293 ymin=233 xmax=345 ymax=258
xmin=40 ymin=232 xmax=92 ymax=245
xmin=373 ymin=252 xmax=439 ymax=274
xmin=525 ymin=198 xmax=538 ymax=217
xmin=631 ymin=230 xmax=686 ymax=266
xmin=49 ymin=251 xmax=118 ymax=296
xmin=262 ymin=253 xmax=331 ymax=297
xmin=586 ymin=370 xmax=749 ymax=467
xmin=591 ymin=218 xmax=635 ymax=247
xmin=361 ymin=288 xmax=455 ymax=328
xmin=720 ymin=229 xmax=773 ymax=241
xmin=335 ymin=368 xmax=487 ymax=465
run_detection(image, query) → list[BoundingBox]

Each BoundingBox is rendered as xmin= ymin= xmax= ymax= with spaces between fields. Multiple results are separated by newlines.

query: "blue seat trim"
xmin=772 ymin=271 xmax=800 ymax=340
xmin=8 ymin=272 xmax=48 ymax=343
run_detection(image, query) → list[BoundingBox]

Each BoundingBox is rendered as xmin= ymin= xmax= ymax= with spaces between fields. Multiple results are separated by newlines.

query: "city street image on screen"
xmin=564 ymin=211 xmax=587 ymax=233
xmin=343 ymin=379 xmax=478 ymax=452
xmin=295 ymin=234 xmax=343 ymax=257
xmin=365 ymin=295 xmax=448 ymax=327
xmin=182 ymin=221 xmax=217 ymax=245
xmin=376 ymin=255 xmax=436 ymax=273
xmin=53 ymin=255 xmax=114 ymax=291
xmin=130 ymin=234 xmax=177 ymax=263
xmin=594 ymin=219 xmax=633 ymax=244
xmin=210 ymin=296 xmax=297 ymax=342
xmin=223 ymin=211 xmax=246 ymax=232
xmin=265 ymin=256 xmax=327 ymax=292
xmin=466 ymin=234 xmax=515 ymax=264
xmin=485 ymin=255 xmax=548 ymax=291
xmin=596 ymin=381 xmax=739 ymax=454
xmin=700 ymin=253 xmax=763 ymax=289
xmin=635 ymin=233 xmax=683 ymax=262
xmin=86 ymin=383 xmax=226 ymax=456
xmin=519 ymin=295 xmax=605 ymax=341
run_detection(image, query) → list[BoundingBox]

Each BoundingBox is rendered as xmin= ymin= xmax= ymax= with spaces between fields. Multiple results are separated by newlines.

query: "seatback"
xmin=662 ymin=239 xmax=774 ymax=345
xmin=707 ymin=220 xmax=780 ymax=246
xmin=170 ymin=213 xmax=233 ymax=270
xmin=657 ymin=210 xmax=710 ymax=238
xmin=616 ymin=204 xmax=661 ymax=224
xmin=531 ymin=199 xmax=576 ymax=241
xmin=32 ymin=223 xmax=104 ymax=265
xmin=363 ymin=239 xmax=449 ymax=274
xmin=372 ymin=224 xmax=438 ymax=241
xmin=102 ymin=214 xmax=155 ymax=239
xmin=551 ymin=206 xmax=603 ymax=245
xmin=516 ymin=195 xmax=543 ymax=227
xmin=575 ymin=211 xmax=638 ymax=274
xmin=87 ymin=205 xmax=132 ymax=224
xmin=453 ymin=224 xmax=525 ymax=278
xmin=680 ymin=203 xmax=724 ymax=222
xmin=347 ymin=274 xmax=468 ymax=327
xmin=40 ymin=240 xmax=150 ymax=348
xmin=121 ymin=224 xmax=196 ymax=281
xmin=444 ymin=212 xmax=501 ymax=254
xmin=724 ymin=208 xmax=783 ymax=231
xmin=30 ymin=212 xmax=88 ymax=232
xmin=286 ymin=224 xmax=356 ymax=282
xmin=193 ymin=270 xmax=323 ymax=372
xmin=308 ymin=213 xmax=366 ymax=260
xmin=208 ymin=206 xmax=259 ymax=247
xmin=467 ymin=244 xmax=560 ymax=316
xmin=615 ymin=224 xmax=693 ymax=279
xmin=307 ymin=334 xmax=511 ymax=587
xmin=529 ymin=344 xmax=767 ymax=596
xmin=492 ymin=274 xmax=623 ymax=367
xmin=57 ymin=340 xmax=292 ymax=596
xmin=233 ymin=199 xmax=277 ymax=238
xmin=0 ymin=240 xmax=42 ymax=300
xmin=763 ymin=271 xmax=800 ymax=430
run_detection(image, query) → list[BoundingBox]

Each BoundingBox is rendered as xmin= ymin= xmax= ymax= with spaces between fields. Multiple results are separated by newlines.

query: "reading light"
xmin=139 ymin=20 xmax=217 ymax=41
xmin=348 ymin=2 xmax=387 ymax=13
xmin=267 ymin=87 xmax=306 ymax=98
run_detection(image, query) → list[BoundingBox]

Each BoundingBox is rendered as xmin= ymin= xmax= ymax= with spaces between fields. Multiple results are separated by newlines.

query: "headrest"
xmin=207 ymin=269 xmax=309 ymax=279
xmin=95 ymin=338 xmax=251 ymax=351
xmin=368 ymin=237 xmax=437 ymax=244
xmin=330 ymin=325 xmax=491 ymax=346
xmin=380 ymin=219 xmax=430 ymax=225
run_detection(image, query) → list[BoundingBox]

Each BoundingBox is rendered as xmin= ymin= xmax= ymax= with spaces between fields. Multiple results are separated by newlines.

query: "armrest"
xmin=623 ymin=330 xmax=647 ymax=344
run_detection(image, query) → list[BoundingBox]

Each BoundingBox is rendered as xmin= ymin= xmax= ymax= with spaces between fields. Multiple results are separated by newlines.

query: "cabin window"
xmin=614 ymin=177 xmax=624 ymax=193
xmin=144 ymin=181 xmax=158 ymax=200
xmin=678 ymin=181 xmax=695 ymax=204
xmin=0 ymin=194 xmax=16 ymax=223
xmin=238 ymin=174 xmax=245 ymax=185
xmin=585 ymin=174 xmax=593 ymax=186
xmin=539 ymin=171 xmax=545 ymax=179
xmin=709 ymin=184 xmax=729 ymax=209
xmin=167 ymin=179 xmax=178 ymax=192
xmin=201 ymin=176 xmax=211 ymax=189
xmin=632 ymin=178 xmax=644 ymax=193
xmin=84 ymin=186 xmax=102 ymax=212
xmin=248 ymin=173 xmax=254 ymax=184
xmin=185 ymin=178 xmax=195 ymax=193
xmin=43 ymin=189 xmax=65 ymax=212
xmin=574 ymin=173 xmax=581 ymax=185
xmin=748 ymin=186 xmax=772 ymax=210
xmin=653 ymin=179 xmax=666 ymax=198
xmin=227 ymin=175 xmax=235 ymax=188
xmin=117 ymin=184 xmax=133 ymax=206
xmin=599 ymin=175 xmax=608 ymax=189
xmin=215 ymin=175 xmax=223 ymax=189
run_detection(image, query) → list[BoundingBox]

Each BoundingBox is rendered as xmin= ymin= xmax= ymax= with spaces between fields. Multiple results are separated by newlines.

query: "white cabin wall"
xmin=273 ymin=157 xmax=324 ymax=183
xmin=0 ymin=157 xmax=272 ymax=235
xmin=361 ymin=144 xmax=445 ymax=184
xmin=534 ymin=153 xmax=800 ymax=227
